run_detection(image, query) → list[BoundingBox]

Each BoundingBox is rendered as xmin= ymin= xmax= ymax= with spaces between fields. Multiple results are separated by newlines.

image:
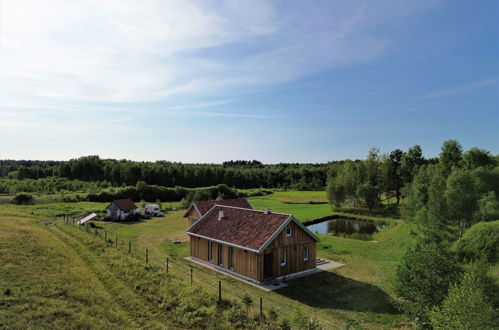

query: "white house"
xmin=106 ymin=199 xmax=139 ymax=221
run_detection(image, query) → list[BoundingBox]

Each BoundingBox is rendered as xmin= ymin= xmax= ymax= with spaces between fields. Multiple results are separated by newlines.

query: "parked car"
xmin=145 ymin=204 xmax=165 ymax=217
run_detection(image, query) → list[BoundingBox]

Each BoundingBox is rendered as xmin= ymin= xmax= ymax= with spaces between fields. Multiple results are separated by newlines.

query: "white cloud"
xmin=419 ymin=78 xmax=497 ymax=99
xmin=1 ymin=0 xmax=436 ymax=110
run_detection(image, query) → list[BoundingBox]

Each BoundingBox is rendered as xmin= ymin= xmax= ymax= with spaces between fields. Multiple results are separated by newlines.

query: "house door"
xmin=264 ymin=252 xmax=274 ymax=279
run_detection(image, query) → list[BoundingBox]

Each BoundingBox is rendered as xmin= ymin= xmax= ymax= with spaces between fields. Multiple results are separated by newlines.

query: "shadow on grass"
xmin=276 ymin=271 xmax=398 ymax=314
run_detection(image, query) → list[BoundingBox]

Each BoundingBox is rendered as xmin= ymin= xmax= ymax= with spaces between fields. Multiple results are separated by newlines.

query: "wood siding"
xmin=185 ymin=207 xmax=200 ymax=226
xmin=190 ymin=236 xmax=262 ymax=281
xmin=262 ymin=221 xmax=316 ymax=279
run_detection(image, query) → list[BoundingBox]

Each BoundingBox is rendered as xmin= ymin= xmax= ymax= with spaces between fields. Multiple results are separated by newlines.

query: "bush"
xmin=395 ymin=239 xmax=461 ymax=326
xmin=429 ymin=264 xmax=496 ymax=329
xmin=453 ymin=220 xmax=499 ymax=264
xmin=10 ymin=193 xmax=34 ymax=205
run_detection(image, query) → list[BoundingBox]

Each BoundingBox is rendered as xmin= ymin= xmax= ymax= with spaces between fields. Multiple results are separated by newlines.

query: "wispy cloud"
xmin=1 ymin=0 xmax=436 ymax=112
xmin=419 ymin=78 xmax=497 ymax=99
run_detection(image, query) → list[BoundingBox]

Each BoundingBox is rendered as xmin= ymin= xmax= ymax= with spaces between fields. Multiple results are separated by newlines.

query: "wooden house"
xmin=183 ymin=198 xmax=253 ymax=226
xmin=106 ymin=199 xmax=139 ymax=221
xmin=186 ymin=205 xmax=319 ymax=283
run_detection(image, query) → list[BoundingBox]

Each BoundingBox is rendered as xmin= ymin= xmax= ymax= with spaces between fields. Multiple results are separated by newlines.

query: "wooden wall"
xmin=263 ymin=221 xmax=316 ymax=279
xmin=189 ymin=236 xmax=262 ymax=281
xmin=185 ymin=207 xmax=200 ymax=226
xmin=189 ymin=220 xmax=316 ymax=282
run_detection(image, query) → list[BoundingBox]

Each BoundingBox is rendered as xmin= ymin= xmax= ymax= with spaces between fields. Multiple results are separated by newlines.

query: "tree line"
xmin=0 ymin=158 xmax=327 ymax=190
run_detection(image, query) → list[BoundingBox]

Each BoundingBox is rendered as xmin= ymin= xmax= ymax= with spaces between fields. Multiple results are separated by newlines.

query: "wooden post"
xmin=166 ymin=258 xmax=169 ymax=273
xmin=115 ymin=237 xmax=118 ymax=248
xmin=128 ymin=241 xmax=131 ymax=254
xmin=218 ymin=281 xmax=222 ymax=303
xmin=260 ymin=297 xmax=263 ymax=323
xmin=146 ymin=249 xmax=148 ymax=264
xmin=190 ymin=268 xmax=193 ymax=285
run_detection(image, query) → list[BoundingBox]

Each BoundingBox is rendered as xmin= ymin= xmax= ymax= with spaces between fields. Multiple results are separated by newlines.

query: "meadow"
xmin=0 ymin=191 xmax=415 ymax=329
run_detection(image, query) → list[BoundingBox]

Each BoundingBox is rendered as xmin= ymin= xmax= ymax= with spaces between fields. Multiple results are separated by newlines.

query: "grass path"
xmin=0 ymin=216 xmax=134 ymax=329
xmin=47 ymin=223 xmax=169 ymax=329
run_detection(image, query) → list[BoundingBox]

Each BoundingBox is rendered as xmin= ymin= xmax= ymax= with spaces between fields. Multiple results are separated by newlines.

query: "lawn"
xmin=249 ymin=191 xmax=332 ymax=221
xmin=0 ymin=191 xmax=415 ymax=329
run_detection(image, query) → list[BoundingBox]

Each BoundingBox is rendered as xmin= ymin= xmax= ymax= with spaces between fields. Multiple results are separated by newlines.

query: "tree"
xmin=414 ymin=167 xmax=450 ymax=235
xmin=445 ymin=169 xmax=479 ymax=236
xmin=429 ymin=264 xmax=496 ymax=329
xmin=400 ymin=145 xmax=424 ymax=184
xmin=395 ymin=239 xmax=461 ymax=325
xmin=404 ymin=165 xmax=431 ymax=218
xmin=439 ymin=140 xmax=463 ymax=176
xmin=475 ymin=191 xmax=499 ymax=222
xmin=382 ymin=149 xmax=404 ymax=204
xmin=462 ymin=147 xmax=495 ymax=170
xmin=356 ymin=183 xmax=380 ymax=211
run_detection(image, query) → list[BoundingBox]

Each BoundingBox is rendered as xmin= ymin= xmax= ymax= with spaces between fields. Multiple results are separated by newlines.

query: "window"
xmin=228 ymin=247 xmax=234 ymax=269
xmin=208 ymin=241 xmax=213 ymax=262
xmin=218 ymin=244 xmax=223 ymax=266
xmin=280 ymin=249 xmax=287 ymax=267
xmin=286 ymin=227 xmax=293 ymax=237
xmin=303 ymin=246 xmax=309 ymax=261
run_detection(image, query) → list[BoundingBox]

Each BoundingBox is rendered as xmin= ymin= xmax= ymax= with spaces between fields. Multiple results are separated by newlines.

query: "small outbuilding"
xmin=106 ymin=199 xmax=139 ymax=221
xmin=183 ymin=198 xmax=253 ymax=226
xmin=186 ymin=205 xmax=319 ymax=283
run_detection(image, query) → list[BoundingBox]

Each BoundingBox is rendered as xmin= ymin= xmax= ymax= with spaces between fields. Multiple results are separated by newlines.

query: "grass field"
xmin=0 ymin=191 xmax=415 ymax=329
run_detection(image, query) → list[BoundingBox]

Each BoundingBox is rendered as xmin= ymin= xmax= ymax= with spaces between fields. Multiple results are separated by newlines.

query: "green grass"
xmin=0 ymin=191 xmax=416 ymax=328
xmin=249 ymin=191 xmax=332 ymax=221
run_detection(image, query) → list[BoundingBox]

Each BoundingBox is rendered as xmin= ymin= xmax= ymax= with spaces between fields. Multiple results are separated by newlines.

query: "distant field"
xmin=249 ymin=191 xmax=332 ymax=221
xmin=0 ymin=191 xmax=414 ymax=328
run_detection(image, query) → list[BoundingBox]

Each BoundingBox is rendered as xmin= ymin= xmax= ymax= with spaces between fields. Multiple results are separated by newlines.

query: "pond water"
xmin=306 ymin=218 xmax=385 ymax=236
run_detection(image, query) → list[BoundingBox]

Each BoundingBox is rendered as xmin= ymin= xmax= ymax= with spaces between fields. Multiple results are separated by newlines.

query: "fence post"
xmin=260 ymin=297 xmax=263 ymax=323
xmin=190 ymin=267 xmax=193 ymax=285
xmin=218 ymin=281 xmax=222 ymax=303
xmin=146 ymin=249 xmax=148 ymax=264
xmin=115 ymin=237 xmax=118 ymax=248
xmin=128 ymin=241 xmax=131 ymax=254
xmin=166 ymin=258 xmax=169 ymax=273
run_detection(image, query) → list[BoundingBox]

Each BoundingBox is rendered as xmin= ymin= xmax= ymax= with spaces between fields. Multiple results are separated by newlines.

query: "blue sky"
xmin=0 ymin=0 xmax=497 ymax=162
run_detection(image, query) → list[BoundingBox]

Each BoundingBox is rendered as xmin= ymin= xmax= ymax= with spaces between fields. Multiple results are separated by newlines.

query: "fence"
xmin=60 ymin=215 xmax=269 ymax=322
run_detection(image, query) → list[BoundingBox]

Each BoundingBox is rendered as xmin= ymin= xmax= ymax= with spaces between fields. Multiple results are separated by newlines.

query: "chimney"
xmin=218 ymin=210 xmax=224 ymax=220
xmin=264 ymin=208 xmax=271 ymax=214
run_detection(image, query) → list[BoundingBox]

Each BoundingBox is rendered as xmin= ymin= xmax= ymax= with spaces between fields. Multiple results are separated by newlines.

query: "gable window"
xmin=286 ymin=227 xmax=293 ymax=237
xmin=303 ymin=246 xmax=309 ymax=261
xmin=280 ymin=249 xmax=287 ymax=267
xmin=228 ymin=247 xmax=234 ymax=269
xmin=208 ymin=241 xmax=213 ymax=262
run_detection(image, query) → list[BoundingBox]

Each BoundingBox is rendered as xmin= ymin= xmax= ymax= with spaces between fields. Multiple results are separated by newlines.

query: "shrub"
xmin=453 ymin=220 xmax=499 ymax=263
xmin=10 ymin=193 xmax=34 ymax=205
xmin=395 ymin=239 xmax=461 ymax=326
xmin=429 ymin=264 xmax=496 ymax=329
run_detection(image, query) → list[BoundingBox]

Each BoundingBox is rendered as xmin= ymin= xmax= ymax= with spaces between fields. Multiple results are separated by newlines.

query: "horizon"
xmin=1 ymin=0 xmax=497 ymax=162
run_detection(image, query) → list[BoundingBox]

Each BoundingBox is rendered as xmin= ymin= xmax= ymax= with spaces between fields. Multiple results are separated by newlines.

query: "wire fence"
xmin=60 ymin=215 xmax=275 ymax=321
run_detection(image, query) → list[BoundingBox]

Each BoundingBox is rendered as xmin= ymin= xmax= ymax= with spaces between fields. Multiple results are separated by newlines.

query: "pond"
xmin=306 ymin=218 xmax=385 ymax=236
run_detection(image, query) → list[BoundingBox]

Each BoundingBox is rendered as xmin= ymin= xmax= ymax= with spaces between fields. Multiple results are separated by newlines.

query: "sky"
xmin=0 ymin=0 xmax=497 ymax=163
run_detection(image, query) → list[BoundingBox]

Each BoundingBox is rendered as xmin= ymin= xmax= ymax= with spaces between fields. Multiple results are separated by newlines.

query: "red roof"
xmin=112 ymin=199 xmax=138 ymax=212
xmin=187 ymin=205 xmax=291 ymax=251
xmin=189 ymin=198 xmax=253 ymax=217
